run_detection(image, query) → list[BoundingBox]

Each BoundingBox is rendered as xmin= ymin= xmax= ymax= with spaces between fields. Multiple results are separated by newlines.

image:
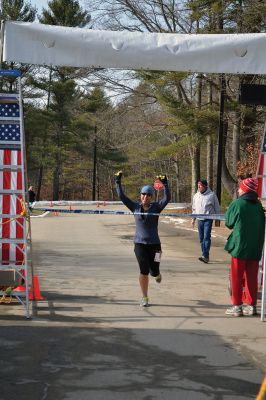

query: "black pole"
xmin=216 ymin=75 xmax=225 ymax=204
xmin=92 ymin=126 xmax=97 ymax=201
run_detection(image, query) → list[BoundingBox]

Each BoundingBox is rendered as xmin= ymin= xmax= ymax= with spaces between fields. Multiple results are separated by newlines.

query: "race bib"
xmin=154 ymin=252 xmax=161 ymax=262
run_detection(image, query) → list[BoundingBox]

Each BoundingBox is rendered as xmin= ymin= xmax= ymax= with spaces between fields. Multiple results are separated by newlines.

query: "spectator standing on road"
xmin=28 ymin=186 xmax=36 ymax=211
xmin=115 ymin=172 xmax=170 ymax=307
xmin=191 ymin=180 xmax=220 ymax=264
xmin=224 ymin=178 xmax=265 ymax=317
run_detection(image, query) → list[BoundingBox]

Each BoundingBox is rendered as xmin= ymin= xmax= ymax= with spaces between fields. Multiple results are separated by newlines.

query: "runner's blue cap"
xmin=140 ymin=185 xmax=154 ymax=196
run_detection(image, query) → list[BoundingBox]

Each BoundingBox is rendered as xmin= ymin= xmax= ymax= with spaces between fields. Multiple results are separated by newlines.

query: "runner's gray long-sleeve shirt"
xmin=115 ymin=182 xmax=170 ymax=244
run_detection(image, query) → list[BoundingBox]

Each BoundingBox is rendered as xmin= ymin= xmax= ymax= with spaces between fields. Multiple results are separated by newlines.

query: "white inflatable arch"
xmin=1 ymin=21 xmax=266 ymax=74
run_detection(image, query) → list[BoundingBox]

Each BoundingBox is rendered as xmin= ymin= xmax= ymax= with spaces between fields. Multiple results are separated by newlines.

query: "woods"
xmin=1 ymin=0 xmax=266 ymax=205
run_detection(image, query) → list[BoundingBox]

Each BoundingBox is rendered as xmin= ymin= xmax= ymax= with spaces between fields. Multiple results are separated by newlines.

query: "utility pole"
xmin=92 ymin=126 xmax=97 ymax=201
xmin=216 ymin=75 xmax=225 ymax=204
xmin=216 ymin=0 xmax=225 ymax=204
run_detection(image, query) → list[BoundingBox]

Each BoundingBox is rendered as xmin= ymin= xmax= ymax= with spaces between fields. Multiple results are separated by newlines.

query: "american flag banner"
xmin=0 ymin=149 xmax=24 ymax=265
xmin=0 ymin=92 xmax=24 ymax=267
xmin=0 ymin=101 xmax=19 ymax=118
xmin=0 ymin=122 xmax=20 ymax=144
xmin=0 ymin=72 xmax=31 ymax=317
xmin=257 ymin=123 xmax=266 ymax=206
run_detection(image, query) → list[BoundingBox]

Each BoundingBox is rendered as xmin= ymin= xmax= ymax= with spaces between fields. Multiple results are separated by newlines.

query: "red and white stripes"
xmin=0 ymin=149 xmax=24 ymax=265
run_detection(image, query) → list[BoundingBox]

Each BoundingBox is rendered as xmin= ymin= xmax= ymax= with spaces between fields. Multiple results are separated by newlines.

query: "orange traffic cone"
xmin=31 ymin=276 xmax=44 ymax=300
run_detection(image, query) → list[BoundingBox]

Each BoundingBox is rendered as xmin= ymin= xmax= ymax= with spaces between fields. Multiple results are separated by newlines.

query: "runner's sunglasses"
xmin=141 ymin=193 xmax=152 ymax=196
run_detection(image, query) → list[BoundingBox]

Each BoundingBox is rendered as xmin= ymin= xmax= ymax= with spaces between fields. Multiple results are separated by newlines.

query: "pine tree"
xmin=0 ymin=0 xmax=37 ymax=21
xmin=38 ymin=0 xmax=91 ymax=200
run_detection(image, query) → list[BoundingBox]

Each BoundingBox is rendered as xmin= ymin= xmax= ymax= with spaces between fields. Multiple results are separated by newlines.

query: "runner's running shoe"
xmin=155 ymin=273 xmax=162 ymax=283
xmin=140 ymin=297 xmax=149 ymax=307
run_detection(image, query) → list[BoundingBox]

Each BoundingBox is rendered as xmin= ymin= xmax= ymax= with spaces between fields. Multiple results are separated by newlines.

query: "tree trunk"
xmin=232 ymin=110 xmax=241 ymax=174
xmin=190 ymin=144 xmax=201 ymax=201
xmin=53 ymin=168 xmax=60 ymax=201
xmin=36 ymin=134 xmax=47 ymax=201
xmin=221 ymin=119 xmax=238 ymax=198
xmin=189 ymin=74 xmax=203 ymax=201
xmin=53 ymin=151 xmax=61 ymax=201
xmin=207 ymin=135 xmax=213 ymax=189
xmin=36 ymin=165 xmax=43 ymax=201
xmin=207 ymin=80 xmax=214 ymax=189
xmin=108 ymin=173 xmax=114 ymax=201
xmin=37 ymin=66 xmax=52 ymax=201
xmin=173 ymin=157 xmax=181 ymax=202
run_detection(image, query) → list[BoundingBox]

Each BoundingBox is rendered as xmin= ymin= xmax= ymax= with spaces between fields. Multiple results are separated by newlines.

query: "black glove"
xmin=114 ymin=171 xmax=122 ymax=183
xmin=157 ymin=175 xmax=168 ymax=185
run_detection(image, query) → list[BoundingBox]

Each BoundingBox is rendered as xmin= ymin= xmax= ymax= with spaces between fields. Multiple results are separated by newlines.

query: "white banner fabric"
xmin=2 ymin=21 xmax=266 ymax=74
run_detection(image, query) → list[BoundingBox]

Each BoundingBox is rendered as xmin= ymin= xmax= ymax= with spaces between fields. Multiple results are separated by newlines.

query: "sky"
xmin=31 ymin=0 xmax=48 ymax=13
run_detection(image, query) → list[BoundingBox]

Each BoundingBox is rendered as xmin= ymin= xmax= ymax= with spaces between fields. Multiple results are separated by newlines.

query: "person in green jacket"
xmin=224 ymin=177 xmax=265 ymax=317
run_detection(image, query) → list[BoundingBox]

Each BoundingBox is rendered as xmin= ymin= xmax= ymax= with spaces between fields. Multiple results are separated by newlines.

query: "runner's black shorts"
xmin=134 ymin=243 xmax=162 ymax=276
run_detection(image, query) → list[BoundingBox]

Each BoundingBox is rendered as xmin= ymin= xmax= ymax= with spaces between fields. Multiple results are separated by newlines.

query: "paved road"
xmin=0 ymin=207 xmax=265 ymax=400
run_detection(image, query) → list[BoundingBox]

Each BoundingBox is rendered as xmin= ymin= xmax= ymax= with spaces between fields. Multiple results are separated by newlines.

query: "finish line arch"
xmin=1 ymin=21 xmax=266 ymax=74
xmin=1 ymin=21 xmax=266 ymax=321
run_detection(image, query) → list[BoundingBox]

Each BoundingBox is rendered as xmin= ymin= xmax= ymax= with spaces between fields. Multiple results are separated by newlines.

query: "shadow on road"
xmin=0 ymin=323 xmax=261 ymax=400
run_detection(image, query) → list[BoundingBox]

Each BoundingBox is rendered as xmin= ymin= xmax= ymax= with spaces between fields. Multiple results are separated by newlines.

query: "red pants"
xmin=230 ymin=257 xmax=259 ymax=306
